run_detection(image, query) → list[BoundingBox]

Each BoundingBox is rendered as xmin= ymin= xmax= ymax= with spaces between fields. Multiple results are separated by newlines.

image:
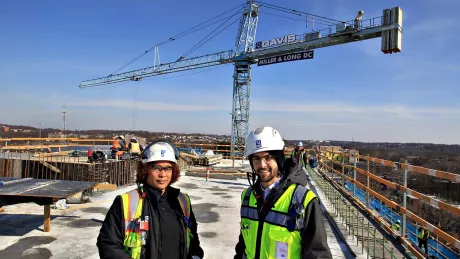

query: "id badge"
xmin=139 ymin=220 xmax=149 ymax=231
xmin=275 ymin=241 xmax=288 ymax=258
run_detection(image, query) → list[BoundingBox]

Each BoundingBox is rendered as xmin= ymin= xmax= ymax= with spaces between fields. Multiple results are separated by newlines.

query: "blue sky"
xmin=1 ymin=0 xmax=459 ymax=144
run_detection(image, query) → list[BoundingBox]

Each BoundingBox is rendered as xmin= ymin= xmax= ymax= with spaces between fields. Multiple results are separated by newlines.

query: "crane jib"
xmin=257 ymin=50 xmax=314 ymax=66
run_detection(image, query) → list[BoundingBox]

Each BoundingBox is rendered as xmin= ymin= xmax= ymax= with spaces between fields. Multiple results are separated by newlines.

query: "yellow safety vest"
xmin=121 ymin=188 xmax=193 ymax=259
xmin=418 ymin=228 xmax=429 ymax=241
xmin=130 ymin=143 xmax=140 ymax=154
xmin=240 ymin=184 xmax=317 ymax=259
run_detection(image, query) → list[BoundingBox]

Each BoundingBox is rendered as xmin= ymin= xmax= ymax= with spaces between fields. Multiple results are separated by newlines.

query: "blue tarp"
xmin=344 ymin=181 xmax=458 ymax=259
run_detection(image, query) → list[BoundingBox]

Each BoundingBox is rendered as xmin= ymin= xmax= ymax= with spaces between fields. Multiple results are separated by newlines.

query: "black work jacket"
xmin=97 ymin=185 xmax=204 ymax=259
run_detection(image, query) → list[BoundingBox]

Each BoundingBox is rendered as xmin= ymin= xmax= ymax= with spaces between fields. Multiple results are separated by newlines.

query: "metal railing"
xmin=307 ymin=165 xmax=399 ymax=258
xmin=318 ymin=151 xmax=460 ymax=259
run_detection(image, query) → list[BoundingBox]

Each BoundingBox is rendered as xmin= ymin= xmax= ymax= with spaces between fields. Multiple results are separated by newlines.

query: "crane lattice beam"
xmin=79 ymin=50 xmax=235 ymax=88
xmin=246 ymin=16 xmax=401 ymax=60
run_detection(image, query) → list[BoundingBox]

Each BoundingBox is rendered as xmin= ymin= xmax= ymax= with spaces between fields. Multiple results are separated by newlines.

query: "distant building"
xmin=2 ymin=126 xmax=8 ymax=132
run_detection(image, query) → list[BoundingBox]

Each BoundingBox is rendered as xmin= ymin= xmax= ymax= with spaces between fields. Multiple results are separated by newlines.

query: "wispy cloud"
xmin=68 ymin=100 xmax=228 ymax=112
xmin=69 ymin=99 xmax=460 ymax=120
xmin=252 ymin=101 xmax=460 ymax=118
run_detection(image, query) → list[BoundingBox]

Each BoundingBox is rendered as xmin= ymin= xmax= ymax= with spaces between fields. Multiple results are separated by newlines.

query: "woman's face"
xmin=145 ymin=161 xmax=174 ymax=192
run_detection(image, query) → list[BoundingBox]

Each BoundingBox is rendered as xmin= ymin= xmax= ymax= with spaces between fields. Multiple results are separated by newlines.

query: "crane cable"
xmin=179 ymin=7 xmax=244 ymax=59
xmin=108 ymin=3 xmax=246 ymax=76
xmin=257 ymin=1 xmax=342 ymax=24
xmin=259 ymin=11 xmax=333 ymax=26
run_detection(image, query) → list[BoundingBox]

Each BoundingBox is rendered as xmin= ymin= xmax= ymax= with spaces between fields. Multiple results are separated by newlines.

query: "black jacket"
xmin=97 ymin=185 xmax=204 ymax=259
xmin=234 ymin=157 xmax=332 ymax=259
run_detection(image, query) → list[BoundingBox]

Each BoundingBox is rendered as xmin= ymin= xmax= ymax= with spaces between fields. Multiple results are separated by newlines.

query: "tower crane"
xmin=79 ymin=1 xmax=403 ymax=163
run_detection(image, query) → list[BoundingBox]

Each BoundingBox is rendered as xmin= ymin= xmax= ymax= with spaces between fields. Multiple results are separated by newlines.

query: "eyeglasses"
xmin=148 ymin=165 xmax=174 ymax=173
xmin=251 ymin=154 xmax=276 ymax=164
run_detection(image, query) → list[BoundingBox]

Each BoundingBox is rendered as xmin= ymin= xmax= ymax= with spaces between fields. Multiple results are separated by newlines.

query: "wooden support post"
xmin=401 ymin=159 xmax=408 ymax=239
xmin=342 ymin=153 xmax=345 ymax=187
xmin=44 ymin=204 xmax=51 ymax=232
xmin=366 ymin=154 xmax=370 ymax=207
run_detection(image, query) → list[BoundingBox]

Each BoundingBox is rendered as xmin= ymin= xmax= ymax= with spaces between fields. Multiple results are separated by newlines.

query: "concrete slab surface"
xmin=0 ymin=173 xmax=357 ymax=259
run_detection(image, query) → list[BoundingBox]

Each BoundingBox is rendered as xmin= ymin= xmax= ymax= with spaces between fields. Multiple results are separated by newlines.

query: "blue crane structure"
xmin=79 ymin=1 xmax=403 ymax=162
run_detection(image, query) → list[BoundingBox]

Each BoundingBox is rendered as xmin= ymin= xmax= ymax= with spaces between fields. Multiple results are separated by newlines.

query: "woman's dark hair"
xmin=136 ymin=161 xmax=181 ymax=185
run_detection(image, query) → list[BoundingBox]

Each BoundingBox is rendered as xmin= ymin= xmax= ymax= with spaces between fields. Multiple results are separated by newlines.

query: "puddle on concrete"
xmin=188 ymin=195 xmax=203 ymax=201
xmin=81 ymin=207 xmax=109 ymax=215
xmin=175 ymin=183 xmax=199 ymax=189
xmin=200 ymin=231 xmax=218 ymax=238
xmin=192 ymin=203 xmax=219 ymax=223
xmin=66 ymin=219 xmax=103 ymax=228
xmin=212 ymin=192 xmax=227 ymax=195
xmin=0 ymin=236 xmax=56 ymax=258
xmin=221 ymin=195 xmax=232 ymax=199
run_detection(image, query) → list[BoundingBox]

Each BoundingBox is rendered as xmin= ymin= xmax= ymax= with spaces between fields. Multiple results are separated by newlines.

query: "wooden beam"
xmin=94 ymin=183 xmax=117 ymax=190
xmin=44 ymin=204 xmax=51 ymax=232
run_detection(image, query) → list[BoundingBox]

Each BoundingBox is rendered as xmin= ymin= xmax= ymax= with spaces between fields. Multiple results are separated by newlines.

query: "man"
xmin=418 ymin=226 xmax=430 ymax=254
xmin=291 ymin=141 xmax=307 ymax=168
xmin=391 ymin=219 xmax=401 ymax=231
xmin=128 ymin=137 xmax=144 ymax=158
xmin=234 ymin=126 xmax=332 ymax=259
xmin=111 ymin=135 xmax=127 ymax=159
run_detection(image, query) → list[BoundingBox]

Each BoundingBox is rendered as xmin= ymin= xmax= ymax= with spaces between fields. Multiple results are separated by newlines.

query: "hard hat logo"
xmin=161 ymin=150 xmax=166 ymax=157
xmin=256 ymin=140 xmax=262 ymax=148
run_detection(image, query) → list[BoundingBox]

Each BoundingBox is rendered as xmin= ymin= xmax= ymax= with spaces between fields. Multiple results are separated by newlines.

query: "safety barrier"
xmin=318 ymin=152 xmax=460 ymax=259
xmin=307 ymin=166 xmax=400 ymax=258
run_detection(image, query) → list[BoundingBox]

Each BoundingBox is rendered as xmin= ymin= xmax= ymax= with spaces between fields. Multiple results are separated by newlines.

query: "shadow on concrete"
xmin=0 ymin=214 xmax=79 ymax=236
xmin=209 ymin=180 xmax=249 ymax=187
xmin=65 ymin=218 xmax=103 ymax=228
xmin=0 ymin=236 xmax=56 ymax=258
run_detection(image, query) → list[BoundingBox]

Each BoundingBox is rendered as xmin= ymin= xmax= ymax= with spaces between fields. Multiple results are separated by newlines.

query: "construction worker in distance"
xmin=97 ymin=141 xmax=204 ymax=259
xmin=417 ymin=226 xmax=430 ymax=254
xmin=234 ymin=126 xmax=332 ymax=259
xmin=128 ymin=137 xmax=144 ymax=158
xmin=391 ymin=219 xmax=401 ymax=231
xmin=111 ymin=135 xmax=127 ymax=159
xmin=290 ymin=141 xmax=308 ymax=169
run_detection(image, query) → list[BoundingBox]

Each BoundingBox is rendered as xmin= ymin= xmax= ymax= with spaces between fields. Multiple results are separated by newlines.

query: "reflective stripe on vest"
xmin=130 ymin=143 xmax=140 ymax=153
xmin=121 ymin=189 xmax=144 ymax=259
xmin=240 ymin=184 xmax=317 ymax=259
xmin=121 ymin=189 xmax=192 ymax=259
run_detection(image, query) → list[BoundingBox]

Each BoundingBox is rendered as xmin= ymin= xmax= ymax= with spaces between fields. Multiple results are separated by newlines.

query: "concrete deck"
xmin=1 ymin=173 xmax=359 ymax=259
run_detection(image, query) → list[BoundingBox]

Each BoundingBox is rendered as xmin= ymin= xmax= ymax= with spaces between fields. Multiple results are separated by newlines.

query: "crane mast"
xmin=231 ymin=0 xmax=259 ymax=163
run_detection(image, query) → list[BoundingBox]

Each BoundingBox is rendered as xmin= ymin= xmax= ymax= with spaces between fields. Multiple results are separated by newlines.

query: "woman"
xmin=97 ymin=141 xmax=204 ymax=259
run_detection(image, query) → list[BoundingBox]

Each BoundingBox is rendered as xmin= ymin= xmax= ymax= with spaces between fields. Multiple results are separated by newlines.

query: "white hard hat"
xmin=245 ymin=126 xmax=284 ymax=157
xmin=119 ymin=135 xmax=125 ymax=140
xmin=141 ymin=141 xmax=179 ymax=164
xmin=297 ymin=141 xmax=303 ymax=146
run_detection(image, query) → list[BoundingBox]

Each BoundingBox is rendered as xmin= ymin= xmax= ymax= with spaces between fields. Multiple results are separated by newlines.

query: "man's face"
xmin=251 ymin=151 xmax=279 ymax=184
xmin=298 ymin=145 xmax=304 ymax=151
